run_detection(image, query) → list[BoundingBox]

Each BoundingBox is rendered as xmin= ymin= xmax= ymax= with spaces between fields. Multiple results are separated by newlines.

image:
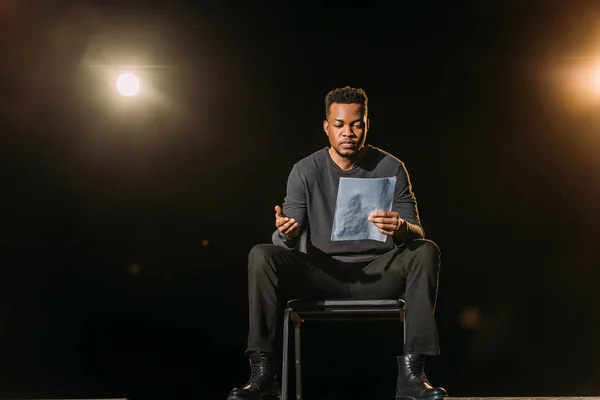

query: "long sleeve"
xmin=393 ymin=161 xmax=425 ymax=243
xmin=272 ymin=164 xmax=308 ymax=249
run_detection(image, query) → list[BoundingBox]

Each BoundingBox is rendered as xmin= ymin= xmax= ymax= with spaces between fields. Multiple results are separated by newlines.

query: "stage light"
xmin=116 ymin=72 xmax=140 ymax=96
xmin=591 ymin=67 xmax=600 ymax=91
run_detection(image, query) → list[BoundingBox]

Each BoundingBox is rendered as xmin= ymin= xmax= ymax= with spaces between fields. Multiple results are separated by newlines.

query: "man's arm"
xmin=272 ymin=165 xmax=308 ymax=249
xmin=392 ymin=161 xmax=425 ymax=244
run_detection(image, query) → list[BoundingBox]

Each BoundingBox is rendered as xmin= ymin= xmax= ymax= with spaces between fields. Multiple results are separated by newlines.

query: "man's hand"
xmin=275 ymin=205 xmax=299 ymax=239
xmin=369 ymin=211 xmax=406 ymax=237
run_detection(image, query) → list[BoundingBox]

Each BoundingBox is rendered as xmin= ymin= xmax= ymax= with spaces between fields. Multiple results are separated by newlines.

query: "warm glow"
xmin=590 ymin=67 xmax=600 ymax=91
xmin=548 ymin=60 xmax=600 ymax=117
xmin=116 ymin=72 xmax=140 ymax=96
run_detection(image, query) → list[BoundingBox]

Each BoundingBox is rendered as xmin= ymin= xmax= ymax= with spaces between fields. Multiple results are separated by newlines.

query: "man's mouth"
xmin=340 ymin=142 xmax=356 ymax=149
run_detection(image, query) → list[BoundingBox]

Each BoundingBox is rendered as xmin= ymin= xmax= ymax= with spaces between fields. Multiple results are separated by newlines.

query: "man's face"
xmin=323 ymin=102 xmax=369 ymax=159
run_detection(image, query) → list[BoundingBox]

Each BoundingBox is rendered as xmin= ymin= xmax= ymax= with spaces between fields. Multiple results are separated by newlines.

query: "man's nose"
xmin=341 ymin=126 xmax=355 ymax=137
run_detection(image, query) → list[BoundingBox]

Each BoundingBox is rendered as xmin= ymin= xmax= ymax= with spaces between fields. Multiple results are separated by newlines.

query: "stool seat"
xmin=287 ymin=298 xmax=403 ymax=309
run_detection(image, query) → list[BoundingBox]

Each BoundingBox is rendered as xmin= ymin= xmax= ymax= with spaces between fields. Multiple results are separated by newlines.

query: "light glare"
xmin=116 ymin=73 xmax=140 ymax=96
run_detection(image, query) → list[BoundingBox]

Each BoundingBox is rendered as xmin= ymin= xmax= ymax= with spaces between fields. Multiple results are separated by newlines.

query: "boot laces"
xmin=408 ymin=358 xmax=429 ymax=383
xmin=246 ymin=354 xmax=275 ymax=389
xmin=248 ymin=362 xmax=262 ymax=383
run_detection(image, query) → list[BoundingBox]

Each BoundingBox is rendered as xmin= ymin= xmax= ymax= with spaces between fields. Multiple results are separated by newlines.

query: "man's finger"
xmin=275 ymin=205 xmax=284 ymax=217
xmin=377 ymin=227 xmax=393 ymax=236
xmin=282 ymin=218 xmax=296 ymax=230
xmin=376 ymin=225 xmax=396 ymax=236
xmin=282 ymin=223 xmax=299 ymax=236
xmin=370 ymin=211 xmax=396 ymax=218
xmin=278 ymin=218 xmax=296 ymax=231
xmin=275 ymin=216 xmax=289 ymax=228
xmin=369 ymin=216 xmax=396 ymax=224
xmin=373 ymin=221 xmax=398 ymax=231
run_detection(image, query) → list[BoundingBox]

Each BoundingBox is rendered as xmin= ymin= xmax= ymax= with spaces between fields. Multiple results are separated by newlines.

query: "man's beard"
xmin=334 ymin=146 xmax=357 ymax=159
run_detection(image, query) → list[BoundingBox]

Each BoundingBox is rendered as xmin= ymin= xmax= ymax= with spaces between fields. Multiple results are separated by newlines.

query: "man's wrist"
xmin=393 ymin=218 xmax=408 ymax=243
xmin=278 ymin=230 xmax=298 ymax=242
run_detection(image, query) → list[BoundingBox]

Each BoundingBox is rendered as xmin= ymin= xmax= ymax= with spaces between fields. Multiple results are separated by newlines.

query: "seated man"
xmin=227 ymin=86 xmax=447 ymax=400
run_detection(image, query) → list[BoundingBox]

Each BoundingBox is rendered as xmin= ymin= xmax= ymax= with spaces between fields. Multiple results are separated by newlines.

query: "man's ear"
xmin=366 ymin=119 xmax=370 ymax=132
xmin=323 ymin=120 xmax=328 ymax=135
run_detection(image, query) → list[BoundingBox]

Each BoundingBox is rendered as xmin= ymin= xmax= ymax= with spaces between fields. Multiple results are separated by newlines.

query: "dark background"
xmin=1 ymin=0 xmax=600 ymax=399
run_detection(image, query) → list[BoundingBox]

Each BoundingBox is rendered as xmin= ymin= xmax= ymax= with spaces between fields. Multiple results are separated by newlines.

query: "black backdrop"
xmin=1 ymin=1 xmax=600 ymax=399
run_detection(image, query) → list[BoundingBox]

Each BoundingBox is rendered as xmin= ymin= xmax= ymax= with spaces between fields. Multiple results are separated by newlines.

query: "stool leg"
xmin=293 ymin=316 xmax=302 ymax=400
xmin=281 ymin=308 xmax=291 ymax=400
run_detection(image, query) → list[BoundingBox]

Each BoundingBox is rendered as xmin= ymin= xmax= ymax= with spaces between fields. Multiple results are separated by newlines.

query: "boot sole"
xmin=396 ymin=395 xmax=447 ymax=400
xmin=227 ymin=393 xmax=281 ymax=400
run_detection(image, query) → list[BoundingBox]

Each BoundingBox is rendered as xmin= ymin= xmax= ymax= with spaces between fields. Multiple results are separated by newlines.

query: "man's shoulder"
xmin=293 ymin=147 xmax=328 ymax=171
xmin=367 ymin=145 xmax=405 ymax=168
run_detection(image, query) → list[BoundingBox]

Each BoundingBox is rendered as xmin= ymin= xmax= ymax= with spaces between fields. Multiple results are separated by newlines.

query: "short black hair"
xmin=324 ymin=86 xmax=368 ymax=119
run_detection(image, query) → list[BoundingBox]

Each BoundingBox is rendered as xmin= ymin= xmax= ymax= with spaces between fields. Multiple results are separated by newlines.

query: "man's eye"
xmin=334 ymin=125 xmax=343 ymax=128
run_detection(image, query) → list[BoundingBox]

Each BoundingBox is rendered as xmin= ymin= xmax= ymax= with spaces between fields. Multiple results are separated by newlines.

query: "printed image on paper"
xmin=331 ymin=177 xmax=396 ymax=242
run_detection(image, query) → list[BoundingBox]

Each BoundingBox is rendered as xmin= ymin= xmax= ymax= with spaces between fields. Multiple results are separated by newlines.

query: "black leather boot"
xmin=395 ymin=354 xmax=447 ymax=400
xmin=227 ymin=352 xmax=279 ymax=400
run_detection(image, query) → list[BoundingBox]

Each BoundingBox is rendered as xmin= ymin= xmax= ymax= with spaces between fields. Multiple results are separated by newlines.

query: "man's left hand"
xmin=369 ymin=211 xmax=405 ymax=236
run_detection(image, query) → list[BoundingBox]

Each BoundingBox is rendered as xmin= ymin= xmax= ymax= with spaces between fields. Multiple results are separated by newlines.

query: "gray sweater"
xmin=273 ymin=145 xmax=425 ymax=263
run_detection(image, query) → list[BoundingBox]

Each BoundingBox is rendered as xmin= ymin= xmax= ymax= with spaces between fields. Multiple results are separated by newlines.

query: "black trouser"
xmin=245 ymin=239 xmax=441 ymax=358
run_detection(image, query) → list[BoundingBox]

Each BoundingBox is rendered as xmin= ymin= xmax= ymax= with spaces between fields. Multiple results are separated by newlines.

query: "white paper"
xmin=331 ymin=177 xmax=397 ymax=242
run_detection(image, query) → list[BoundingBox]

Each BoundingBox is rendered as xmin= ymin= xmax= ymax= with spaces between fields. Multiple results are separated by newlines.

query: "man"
xmin=227 ymin=86 xmax=447 ymax=400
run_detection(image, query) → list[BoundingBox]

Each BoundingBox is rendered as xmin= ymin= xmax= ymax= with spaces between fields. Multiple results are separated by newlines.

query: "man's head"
xmin=323 ymin=86 xmax=369 ymax=160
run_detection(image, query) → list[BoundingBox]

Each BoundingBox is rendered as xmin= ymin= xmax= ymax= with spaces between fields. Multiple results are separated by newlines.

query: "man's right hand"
xmin=275 ymin=205 xmax=299 ymax=239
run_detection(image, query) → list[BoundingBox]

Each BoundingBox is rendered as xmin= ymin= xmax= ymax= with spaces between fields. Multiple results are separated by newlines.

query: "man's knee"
xmin=248 ymin=244 xmax=285 ymax=274
xmin=407 ymin=239 xmax=441 ymax=269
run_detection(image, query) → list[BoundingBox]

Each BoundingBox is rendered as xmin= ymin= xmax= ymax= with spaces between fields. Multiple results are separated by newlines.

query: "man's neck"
xmin=328 ymin=146 xmax=368 ymax=171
